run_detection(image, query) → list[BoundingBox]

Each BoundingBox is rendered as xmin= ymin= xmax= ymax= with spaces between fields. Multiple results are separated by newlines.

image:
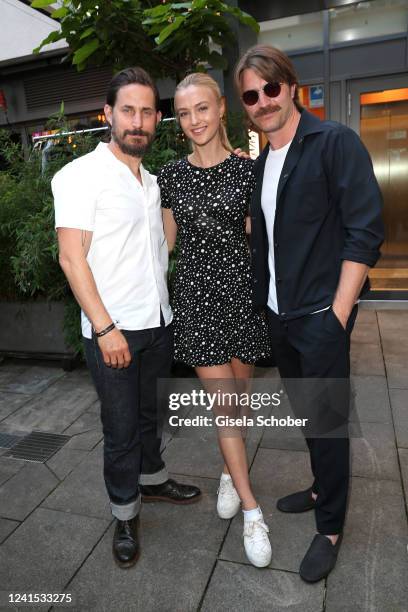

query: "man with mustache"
xmin=52 ymin=67 xmax=201 ymax=569
xmin=235 ymin=46 xmax=384 ymax=582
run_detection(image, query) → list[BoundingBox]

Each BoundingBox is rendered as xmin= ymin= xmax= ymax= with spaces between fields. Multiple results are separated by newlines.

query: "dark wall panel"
xmin=291 ymin=52 xmax=324 ymax=82
xmin=330 ymin=38 xmax=407 ymax=78
xmin=239 ymin=0 xmax=361 ymax=21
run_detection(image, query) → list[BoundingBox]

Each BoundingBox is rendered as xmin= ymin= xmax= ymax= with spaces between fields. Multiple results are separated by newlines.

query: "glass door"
xmin=348 ymin=75 xmax=408 ymax=293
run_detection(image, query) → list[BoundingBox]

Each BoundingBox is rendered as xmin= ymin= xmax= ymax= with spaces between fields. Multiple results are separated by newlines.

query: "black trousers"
xmin=266 ymin=305 xmax=358 ymax=534
xmin=83 ymin=319 xmax=173 ymax=521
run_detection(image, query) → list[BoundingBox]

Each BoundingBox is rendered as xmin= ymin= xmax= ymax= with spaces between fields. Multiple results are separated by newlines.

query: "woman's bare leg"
xmin=195 ymin=361 xmax=257 ymax=510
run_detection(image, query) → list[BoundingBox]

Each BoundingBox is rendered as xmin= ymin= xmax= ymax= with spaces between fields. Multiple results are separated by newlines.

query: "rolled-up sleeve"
xmin=327 ymin=127 xmax=384 ymax=267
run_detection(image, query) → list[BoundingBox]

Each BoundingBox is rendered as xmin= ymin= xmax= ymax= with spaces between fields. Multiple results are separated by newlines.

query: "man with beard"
xmin=52 ymin=67 xmax=201 ymax=569
xmin=235 ymin=46 xmax=384 ymax=582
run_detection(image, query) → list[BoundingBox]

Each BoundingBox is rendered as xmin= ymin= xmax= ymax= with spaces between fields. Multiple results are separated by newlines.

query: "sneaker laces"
xmin=243 ymin=518 xmax=270 ymax=545
xmin=217 ymin=478 xmax=239 ymax=500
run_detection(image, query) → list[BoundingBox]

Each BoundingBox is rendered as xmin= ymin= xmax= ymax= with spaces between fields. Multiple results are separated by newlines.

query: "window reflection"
xmin=329 ymin=0 xmax=408 ymax=45
xmin=258 ymin=12 xmax=323 ymax=52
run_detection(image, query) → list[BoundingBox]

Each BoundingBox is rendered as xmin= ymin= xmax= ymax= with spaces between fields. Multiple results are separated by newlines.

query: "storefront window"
xmin=329 ymin=0 xmax=408 ymax=45
xmin=298 ymin=85 xmax=325 ymax=120
xmin=258 ymin=11 xmax=324 ymax=52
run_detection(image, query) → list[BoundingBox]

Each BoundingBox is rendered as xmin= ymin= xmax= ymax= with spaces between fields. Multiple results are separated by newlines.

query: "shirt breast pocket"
xmin=290 ymin=179 xmax=329 ymax=222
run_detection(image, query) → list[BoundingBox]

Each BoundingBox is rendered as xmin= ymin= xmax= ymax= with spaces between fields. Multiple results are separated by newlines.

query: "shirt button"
xmin=274 ymin=242 xmax=279 ymax=248
xmin=254 ymin=279 xmax=258 ymax=284
xmin=252 ymin=248 xmax=256 ymax=254
xmin=298 ymin=137 xmax=304 ymax=144
xmin=283 ymin=173 xmax=288 ymax=179
xmin=276 ymin=277 xmax=282 ymax=283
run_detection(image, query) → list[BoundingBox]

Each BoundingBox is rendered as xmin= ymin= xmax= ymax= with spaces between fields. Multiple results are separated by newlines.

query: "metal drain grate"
xmin=0 ymin=432 xmax=23 ymax=449
xmin=3 ymin=431 xmax=70 ymax=462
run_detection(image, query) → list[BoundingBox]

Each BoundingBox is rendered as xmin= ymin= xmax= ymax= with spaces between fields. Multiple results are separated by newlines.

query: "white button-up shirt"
xmin=52 ymin=142 xmax=172 ymax=339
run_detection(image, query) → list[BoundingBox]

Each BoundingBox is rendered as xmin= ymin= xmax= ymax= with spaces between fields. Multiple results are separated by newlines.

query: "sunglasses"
xmin=241 ymin=82 xmax=282 ymax=106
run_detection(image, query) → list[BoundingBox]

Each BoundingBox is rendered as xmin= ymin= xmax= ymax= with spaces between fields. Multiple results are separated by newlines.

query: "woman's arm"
xmin=162 ymin=208 xmax=178 ymax=253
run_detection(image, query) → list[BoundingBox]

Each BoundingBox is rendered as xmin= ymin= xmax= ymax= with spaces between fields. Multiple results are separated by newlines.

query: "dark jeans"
xmin=266 ymin=305 xmax=358 ymax=534
xmin=83 ymin=320 xmax=173 ymax=520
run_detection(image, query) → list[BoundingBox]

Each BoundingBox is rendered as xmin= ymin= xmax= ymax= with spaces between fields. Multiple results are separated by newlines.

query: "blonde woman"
xmin=157 ymin=73 xmax=272 ymax=567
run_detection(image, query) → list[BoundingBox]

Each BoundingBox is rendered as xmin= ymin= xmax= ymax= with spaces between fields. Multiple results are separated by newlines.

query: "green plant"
xmin=31 ymin=0 xmax=258 ymax=80
xmin=0 ymin=115 xmax=96 ymax=354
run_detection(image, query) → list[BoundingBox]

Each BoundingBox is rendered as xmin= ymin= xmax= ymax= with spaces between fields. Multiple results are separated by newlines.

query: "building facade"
xmin=1 ymin=0 xmax=407 ymax=298
xmin=236 ymin=0 xmax=408 ymax=297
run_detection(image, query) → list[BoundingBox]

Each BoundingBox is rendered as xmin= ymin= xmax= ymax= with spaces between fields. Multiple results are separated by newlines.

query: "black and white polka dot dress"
xmin=158 ymin=154 xmax=270 ymax=367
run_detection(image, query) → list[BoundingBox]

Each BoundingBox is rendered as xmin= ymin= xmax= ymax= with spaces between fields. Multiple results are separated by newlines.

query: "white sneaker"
xmin=217 ymin=475 xmax=241 ymax=519
xmin=243 ymin=516 xmax=272 ymax=567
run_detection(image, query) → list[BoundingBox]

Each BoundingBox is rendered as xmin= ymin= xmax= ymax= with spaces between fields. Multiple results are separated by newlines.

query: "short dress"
xmin=157 ymin=154 xmax=270 ymax=367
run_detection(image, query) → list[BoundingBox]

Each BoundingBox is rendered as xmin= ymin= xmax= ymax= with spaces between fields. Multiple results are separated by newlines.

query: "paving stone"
xmin=64 ymin=429 xmax=103 ymax=451
xmin=0 ymin=456 xmax=25 ymax=486
xmin=350 ymin=342 xmax=385 ymax=376
xmin=220 ymin=491 xmax=315 ymax=573
xmin=260 ymin=432 xmax=308 ymax=452
xmin=398 ymin=449 xmax=408 ymax=510
xmin=42 ymin=445 xmax=111 ymax=520
xmin=390 ymin=388 xmax=408 ymax=448
xmin=163 ymin=435 xmax=259 ymax=480
xmin=63 ymin=406 xmax=101 ymax=436
xmin=0 ymin=507 xmax=109 ymax=594
xmin=0 ymin=392 xmax=32 ymax=422
xmin=325 ymin=477 xmax=408 ymax=612
xmin=350 ymin=375 xmax=391 ymax=424
xmin=355 ymin=308 xmax=378 ymax=324
xmin=201 ymin=561 xmax=324 ymax=612
xmin=249 ymin=448 xmax=312 ymax=499
xmin=351 ymin=322 xmax=381 ymax=345
xmin=0 ymin=365 xmax=27 ymax=388
xmin=46 ymin=446 xmax=89 ymax=480
xmin=1 ymin=376 xmax=98 ymax=434
xmin=0 ymin=517 xmax=19 ymax=543
xmin=377 ymin=310 xmax=408 ymax=330
xmin=63 ymin=477 xmax=227 ymax=612
xmin=383 ymin=352 xmax=408 ymax=389
xmin=0 ymin=462 xmax=58 ymax=520
xmin=0 ymin=365 xmax=66 ymax=395
xmin=220 ymin=448 xmax=315 ymax=573
xmin=351 ymin=422 xmax=400 ymax=481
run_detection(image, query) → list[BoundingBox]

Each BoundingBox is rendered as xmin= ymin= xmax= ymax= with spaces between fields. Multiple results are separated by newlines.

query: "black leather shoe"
xmin=112 ymin=515 xmax=140 ymax=568
xmin=299 ymin=534 xmax=342 ymax=583
xmin=277 ymin=487 xmax=316 ymax=513
xmin=140 ymin=478 xmax=201 ymax=504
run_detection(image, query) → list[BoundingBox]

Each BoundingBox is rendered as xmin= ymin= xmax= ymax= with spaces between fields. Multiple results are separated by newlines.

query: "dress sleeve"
xmin=157 ymin=166 xmax=172 ymax=210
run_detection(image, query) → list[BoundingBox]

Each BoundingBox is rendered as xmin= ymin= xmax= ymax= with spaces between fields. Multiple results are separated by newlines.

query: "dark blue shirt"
xmin=250 ymin=109 xmax=385 ymax=319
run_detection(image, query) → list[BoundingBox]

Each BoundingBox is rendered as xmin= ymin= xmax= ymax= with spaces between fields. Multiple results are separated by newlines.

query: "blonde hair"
xmin=175 ymin=72 xmax=233 ymax=153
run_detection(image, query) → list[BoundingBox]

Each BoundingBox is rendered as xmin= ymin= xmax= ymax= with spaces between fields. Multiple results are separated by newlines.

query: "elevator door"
xmin=349 ymin=76 xmax=408 ymax=292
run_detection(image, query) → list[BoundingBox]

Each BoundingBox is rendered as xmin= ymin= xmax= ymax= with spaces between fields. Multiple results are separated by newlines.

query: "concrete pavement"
xmin=0 ymin=308 xmax=407 ymax=611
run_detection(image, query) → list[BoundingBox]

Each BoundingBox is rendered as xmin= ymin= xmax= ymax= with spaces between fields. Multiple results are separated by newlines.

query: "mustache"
xmin=254 ymin=106 xmax=280 ymax=118
xmin=123 ymin=129 xmax=150 ymax=137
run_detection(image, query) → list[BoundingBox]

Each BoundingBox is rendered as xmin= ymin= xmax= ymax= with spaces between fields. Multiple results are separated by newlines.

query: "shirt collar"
xmin=95 ymin=141 xmax=153 ymax=189
xmin=258 ymin=108 xmax=325 ymax=163
xmin=296 ymin=108 xmax=326 ymax=138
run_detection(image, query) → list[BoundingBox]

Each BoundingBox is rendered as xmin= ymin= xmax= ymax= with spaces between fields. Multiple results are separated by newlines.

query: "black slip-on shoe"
xmin=299 ymin=534 xmax=342 ymax=583
xmin=140 ymin=478 xmax=202 ymax=504
xmin=276 ymin=487 xmax=316 ymax=513
xmin=112 ymin=515 xmax=140 ymax=569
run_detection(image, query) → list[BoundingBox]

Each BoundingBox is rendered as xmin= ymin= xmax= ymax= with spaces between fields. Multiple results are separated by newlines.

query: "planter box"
xmin=0 ymin=300 xmax=76 ymax=368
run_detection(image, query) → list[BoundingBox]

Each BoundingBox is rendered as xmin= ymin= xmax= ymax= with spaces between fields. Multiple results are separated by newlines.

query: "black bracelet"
xmin=94 ymin=323 xmax=116 ymax=337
